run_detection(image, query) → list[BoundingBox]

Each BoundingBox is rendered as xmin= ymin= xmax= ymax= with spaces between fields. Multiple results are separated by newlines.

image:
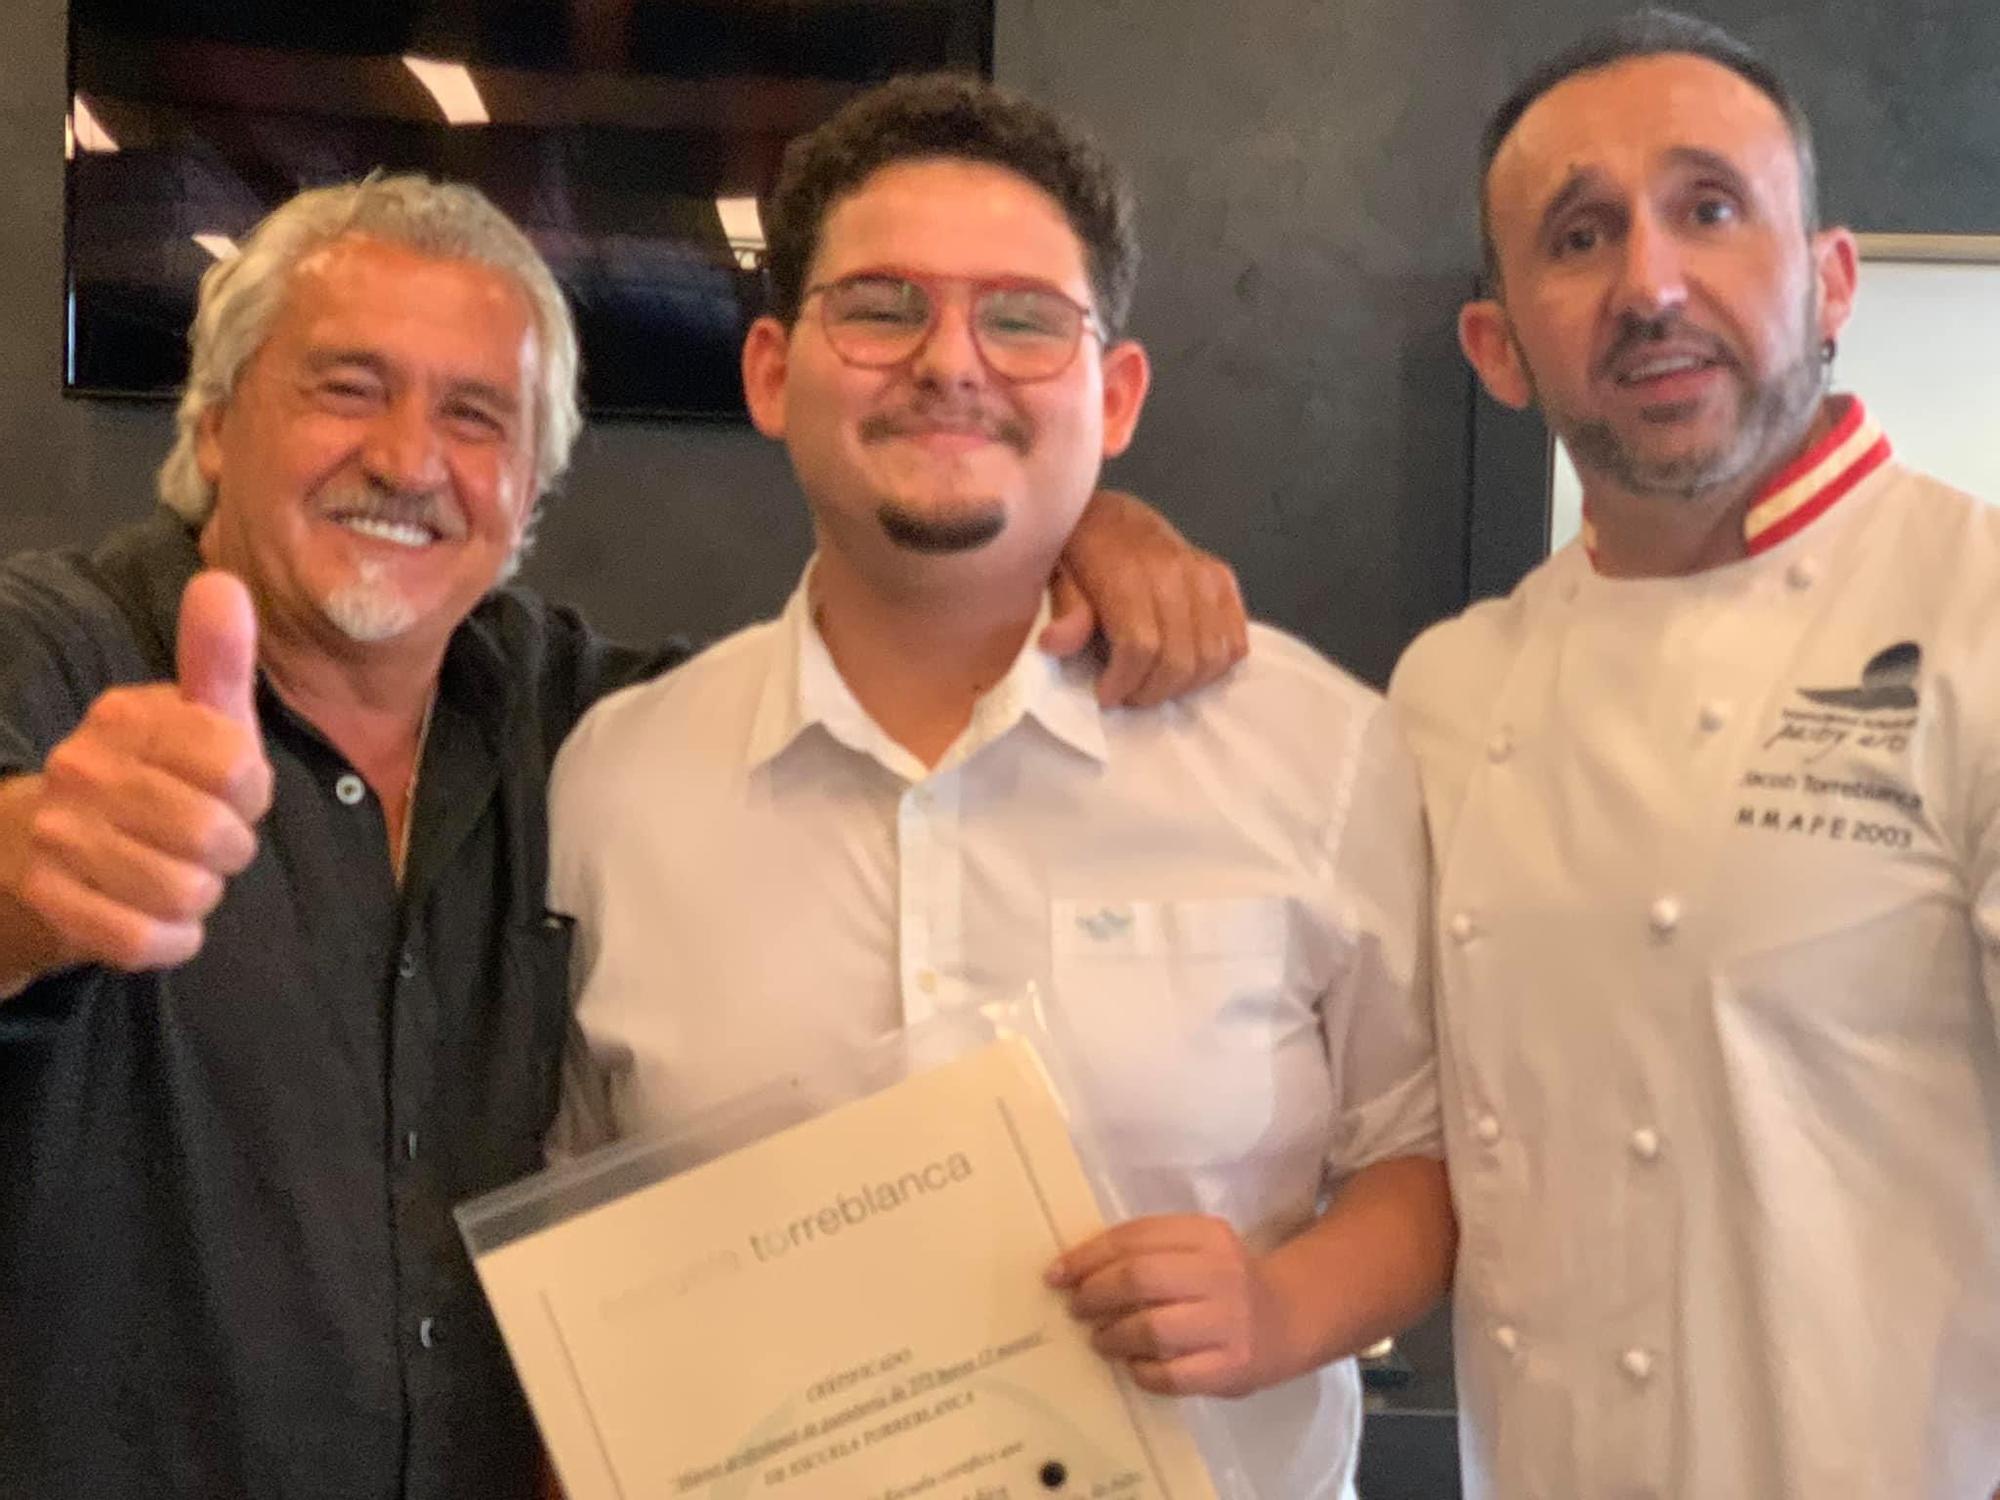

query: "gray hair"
xmin=156 ymin=174 xmax=582 ymax=524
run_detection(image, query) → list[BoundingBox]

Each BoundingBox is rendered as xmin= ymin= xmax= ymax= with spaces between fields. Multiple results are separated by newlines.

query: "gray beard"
xmin=321 ymin=564 xmax=419 ymax=643
xmin=1556 ymin=344 xmax=1826 ymax=502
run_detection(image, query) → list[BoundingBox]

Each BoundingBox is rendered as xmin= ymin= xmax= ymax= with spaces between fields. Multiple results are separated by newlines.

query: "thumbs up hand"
xmin=6 ymin=571 xmax=273 ymax=973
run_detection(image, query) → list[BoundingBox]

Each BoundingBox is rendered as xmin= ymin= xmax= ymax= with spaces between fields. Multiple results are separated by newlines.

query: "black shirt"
xmin=0 ymin=511 xmax=680 ymax=1500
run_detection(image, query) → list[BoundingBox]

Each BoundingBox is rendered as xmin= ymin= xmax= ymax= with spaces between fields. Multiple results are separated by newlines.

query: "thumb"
xmin=1038 ymin=563 xmax=1096 ymax=659
xmin=177 ymin=570 xmax=261 ymax=728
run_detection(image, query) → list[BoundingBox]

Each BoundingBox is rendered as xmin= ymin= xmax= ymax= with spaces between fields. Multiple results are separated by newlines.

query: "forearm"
xmin=0 ymin=774 xmax=69 ymax=999
xmin=1260 ymin=1154 xmax=1455 ymax=1381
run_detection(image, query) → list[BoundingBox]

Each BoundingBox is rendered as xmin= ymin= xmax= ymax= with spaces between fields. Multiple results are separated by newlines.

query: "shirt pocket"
xmin=1047 ymin=895 xmax=1297 ymax=1172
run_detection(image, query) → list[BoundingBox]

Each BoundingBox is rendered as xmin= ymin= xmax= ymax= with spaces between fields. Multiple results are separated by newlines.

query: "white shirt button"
xmin=1630 ymin=1127 xmax=1662 ymax=1162
xmin=916 ymin=969 xmax=939 ymax=995
xmin=1486 ymin=730 xmax=1514 ymax=763
xmin=1474 ymin=1114 xmax=1502 ymax=1145
xmin=1620 ymin=1346 xmax=1654 ymax=1383
xmin=1493 ymin=1324 xmax=1520 ymax=1355
xmin=1698 ymin=700 xmax=1730 ymax=733
xmin=1449 ymin=912 xmax=1478 ymax=944
xmin=1786 ymin=558 xmax=1818 ymax=590
xmin=334 ymin=773 xmax=366 ymax=806
xmin=1648 ymin=896 xmax=1682 ymax=936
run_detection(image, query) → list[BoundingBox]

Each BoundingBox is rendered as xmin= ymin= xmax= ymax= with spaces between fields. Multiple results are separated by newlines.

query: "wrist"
xmin=1249 ymin=1247 xmax=1334 ymax=1387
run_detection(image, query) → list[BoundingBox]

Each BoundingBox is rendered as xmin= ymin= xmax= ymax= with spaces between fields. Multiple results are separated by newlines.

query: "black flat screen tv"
xmin=65 ymin=0 xmax=995 ymax=418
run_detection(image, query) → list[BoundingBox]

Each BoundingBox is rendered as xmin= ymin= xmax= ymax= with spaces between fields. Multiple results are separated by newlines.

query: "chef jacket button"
xmin=1698 ymin=700 xmax=1729 ymax=732
xmin=334 ymin=773 xmax=366 ymax=806
xmin=1786 ymin=558 xmax=1818 ymax=591
xmin=1620 ymin=1347 xmax=1654 ymax=1383
xmin=1474 ymin=1114 xmax=1502 ymax=1146
xmin=1629 ymin=1127 xmax=1662 ymax=1162
xmin=1449 ymin=911 xmax=1478 ymax=944
xmin=1486 ymin=729 xmax=1514 ymax=763
xmin=1648 ymin=896 xmax=1682 ymax=936
xmin=1493 ymin=1324 xmax=1520 ymax=1356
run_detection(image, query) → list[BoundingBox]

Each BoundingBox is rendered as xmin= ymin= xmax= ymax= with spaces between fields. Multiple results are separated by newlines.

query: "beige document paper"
xmin=465 ymin=1037 xmax=1220 ymax=1500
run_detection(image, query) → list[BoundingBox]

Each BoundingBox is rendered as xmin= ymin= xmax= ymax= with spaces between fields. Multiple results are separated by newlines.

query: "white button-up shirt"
xmin=1392 ymin=414 xmax=2000 ymax=1498
xmin=549 ymin=576 xmax=1441 ymax=1500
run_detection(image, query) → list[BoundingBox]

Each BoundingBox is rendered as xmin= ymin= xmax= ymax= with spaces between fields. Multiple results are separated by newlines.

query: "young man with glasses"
xmin=545 ymin=75 xmax=1452 ymax=1500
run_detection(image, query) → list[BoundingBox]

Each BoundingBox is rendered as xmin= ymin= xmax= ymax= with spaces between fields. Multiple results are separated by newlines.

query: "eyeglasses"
xmin=801 ymin=270 xmax=1106 ymax=382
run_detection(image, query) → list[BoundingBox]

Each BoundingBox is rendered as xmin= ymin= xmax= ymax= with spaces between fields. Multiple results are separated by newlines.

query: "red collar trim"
xmin=1741 ymin=395 xmax=1889 ymax=555
xmin=1577 ymin=396 xmax=1891 ymax=567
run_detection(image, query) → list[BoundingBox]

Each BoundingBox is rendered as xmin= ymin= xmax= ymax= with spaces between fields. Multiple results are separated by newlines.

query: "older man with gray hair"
xmin=0 ymin=173 xmax=1240 ymax=1500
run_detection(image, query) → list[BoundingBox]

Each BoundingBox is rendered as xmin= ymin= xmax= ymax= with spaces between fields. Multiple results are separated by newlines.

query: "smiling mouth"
xmin=1614 ymin=353 xmax=1717 ymax=386
xmin=329 ymin=513 xmax=445 ymax=548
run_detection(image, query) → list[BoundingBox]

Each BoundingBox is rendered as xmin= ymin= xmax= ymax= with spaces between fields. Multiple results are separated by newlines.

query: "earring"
xmin=1820 ymin=337 xmax=1837 ymax=363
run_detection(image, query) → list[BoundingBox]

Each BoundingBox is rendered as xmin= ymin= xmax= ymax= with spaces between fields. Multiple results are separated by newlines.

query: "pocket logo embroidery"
xmin=1076 ymin=906 xmax=1133 ymax=940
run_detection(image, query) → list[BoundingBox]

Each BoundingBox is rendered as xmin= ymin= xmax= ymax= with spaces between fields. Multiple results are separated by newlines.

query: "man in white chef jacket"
xmin=550 ymin=74 xmax=1453 ymax=1500
xmin=1389 ymin=8 xmax=2000 ymax=1498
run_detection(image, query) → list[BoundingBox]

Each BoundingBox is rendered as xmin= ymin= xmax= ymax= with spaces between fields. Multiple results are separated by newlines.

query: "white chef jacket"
xmin=548 ymin=574 xmax=1442 ymax=1500
xmin=1390 ymin=399 xmax=2000 ymax=1500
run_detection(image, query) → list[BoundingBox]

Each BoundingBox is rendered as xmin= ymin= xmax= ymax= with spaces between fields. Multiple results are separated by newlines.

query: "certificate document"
xmin=462 ymin=1037 xmax=1221 ymax=1500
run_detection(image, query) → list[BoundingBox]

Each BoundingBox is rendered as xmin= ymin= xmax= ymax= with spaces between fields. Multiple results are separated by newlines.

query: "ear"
xmin=1810 ymin=226 xmax=1860 ymax=347
xmin=1097 ymin=338 xmax=1151 ymax=459
xmin=1459 ymin=298 xmax=1534 ymax=411
xmin=195 ymin=402 xmax=228 ymax=485
xmin=740 ymin=316 xmax=793 ymax=440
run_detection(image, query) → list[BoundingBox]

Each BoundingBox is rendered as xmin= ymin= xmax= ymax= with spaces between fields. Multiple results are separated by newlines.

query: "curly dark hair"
xmin=762 ymin=72 xmax=1140 ymax=336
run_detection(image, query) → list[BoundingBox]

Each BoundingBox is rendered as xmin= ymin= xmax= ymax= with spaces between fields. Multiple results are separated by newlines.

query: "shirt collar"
xmin=1580 ymin=395 xmax=1891 ymax=565
xmin=745 ymin=561 xmax=1109 ymax=776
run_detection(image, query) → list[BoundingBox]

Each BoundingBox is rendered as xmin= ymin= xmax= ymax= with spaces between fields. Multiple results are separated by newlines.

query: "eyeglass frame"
xmin=797 ymin=267 xmax=1111 ymax=383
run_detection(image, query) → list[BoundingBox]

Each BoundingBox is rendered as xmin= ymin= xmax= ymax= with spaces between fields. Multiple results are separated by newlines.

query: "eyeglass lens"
xmin=819 ymin=276 xmax=1085 ymax=378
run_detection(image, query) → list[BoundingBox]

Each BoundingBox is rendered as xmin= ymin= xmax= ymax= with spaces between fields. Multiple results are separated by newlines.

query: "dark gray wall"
xmin=1001 ymin=0 xmax=1489 ymax=685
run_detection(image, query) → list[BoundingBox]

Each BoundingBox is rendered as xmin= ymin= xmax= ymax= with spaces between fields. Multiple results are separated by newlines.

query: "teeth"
xmin=339 ymin=517 xmax=434 ymax=548
xmin=1622 ymin=355 xmax=1704 ymax=382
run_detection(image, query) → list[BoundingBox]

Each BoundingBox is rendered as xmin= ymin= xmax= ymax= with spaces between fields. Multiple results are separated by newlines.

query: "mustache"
xmin=1597 ymin=311 xmax=1736 ymax=378
xmin=312 ymin=478 xmax=466 ymax=541
xmin=858 ymin=402 xmax=1034 ymax=455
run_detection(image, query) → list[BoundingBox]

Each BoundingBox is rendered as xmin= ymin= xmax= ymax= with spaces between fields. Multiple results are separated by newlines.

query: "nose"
xmin=1612 ymin=208 xmax=1689 ymax=322
xmin=907 ymin=294 xmax=986 ymax=390
xmin=361 ymin=393 xmax=448 ymax=494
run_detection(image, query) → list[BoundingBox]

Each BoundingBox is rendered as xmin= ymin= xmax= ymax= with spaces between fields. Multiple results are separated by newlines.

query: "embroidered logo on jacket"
xmin=1733 ymin=641 xmax=1925 ymax=848
xmin=1795 ymin=641 xmax=1921 ymax=712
